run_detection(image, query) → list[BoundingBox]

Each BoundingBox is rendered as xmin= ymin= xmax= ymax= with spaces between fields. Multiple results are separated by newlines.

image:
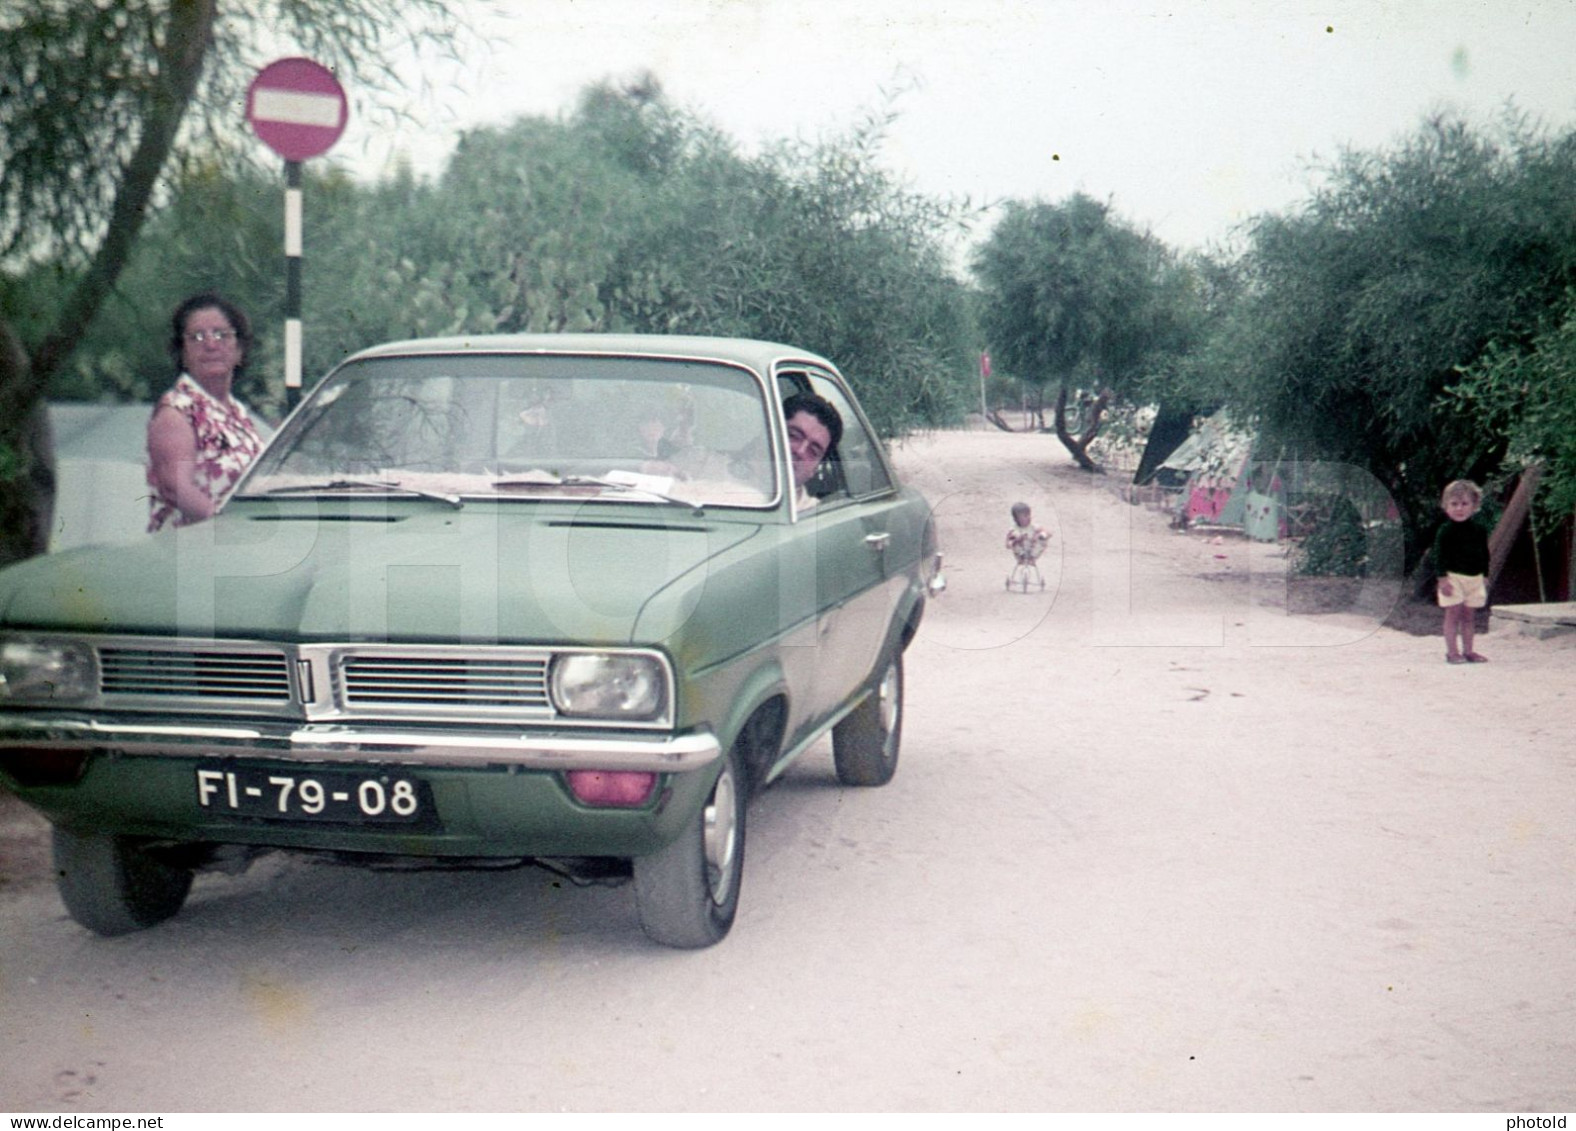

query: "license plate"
xmin=195 ymin=764 xmax=430 ymax=824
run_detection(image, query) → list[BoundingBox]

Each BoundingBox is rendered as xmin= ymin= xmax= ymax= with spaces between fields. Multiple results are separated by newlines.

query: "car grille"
xmin=341 ymin=653 xmax=551 ymax=712
xmin=98 ymin=645 xmax=292 ymax=703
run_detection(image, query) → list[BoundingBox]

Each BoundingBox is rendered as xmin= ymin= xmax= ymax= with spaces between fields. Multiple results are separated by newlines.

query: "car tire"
xmin=53 ymin=827 xmax=193 ymax=937
xmin=633 ymin=741 xmax=745 ymax=948
xmin=832 ymin=654 xmax=903 ymax=787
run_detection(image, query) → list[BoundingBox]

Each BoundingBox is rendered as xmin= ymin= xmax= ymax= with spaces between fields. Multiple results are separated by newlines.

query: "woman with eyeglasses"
xmin=145 ymin=292 xmax=266 ymax=532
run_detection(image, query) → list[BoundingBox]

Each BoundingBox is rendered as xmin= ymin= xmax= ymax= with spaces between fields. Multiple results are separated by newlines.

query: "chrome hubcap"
xmin=878 ymin=663 xmax=900 ymax=755
xmin=702 ymin=764 xmax=738 ymax=904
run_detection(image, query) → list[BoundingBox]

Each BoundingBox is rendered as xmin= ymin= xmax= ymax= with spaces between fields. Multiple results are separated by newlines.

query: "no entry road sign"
xmin=246 ymin=57 xmax=348 ymax=162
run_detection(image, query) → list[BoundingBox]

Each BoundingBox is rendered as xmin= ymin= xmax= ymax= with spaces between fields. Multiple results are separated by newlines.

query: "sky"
xmin=338 ymin=0 xmax=1576 ymax=255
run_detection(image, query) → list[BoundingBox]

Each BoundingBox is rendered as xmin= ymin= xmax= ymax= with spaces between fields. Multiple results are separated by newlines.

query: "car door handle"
xmin=864 ymin=532 xmax=890 ymax=552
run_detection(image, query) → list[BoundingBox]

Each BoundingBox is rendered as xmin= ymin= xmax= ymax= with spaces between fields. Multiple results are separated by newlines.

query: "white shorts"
xmin=1437 ymin=571 xmax=1487 ymax=609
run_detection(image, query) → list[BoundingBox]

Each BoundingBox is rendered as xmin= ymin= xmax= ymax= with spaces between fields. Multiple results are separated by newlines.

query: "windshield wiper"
xmin=254 ymin=477 xmax=464 ymax=509
xmin=564 ymin=474 xmax=704 ymax=515
xmin=490 ymin=471 xmax=703 ymax=515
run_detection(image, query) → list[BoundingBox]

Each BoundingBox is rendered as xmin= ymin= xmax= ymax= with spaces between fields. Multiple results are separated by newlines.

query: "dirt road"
xmin=2 ymin=428 xmax=1572 ymax=1112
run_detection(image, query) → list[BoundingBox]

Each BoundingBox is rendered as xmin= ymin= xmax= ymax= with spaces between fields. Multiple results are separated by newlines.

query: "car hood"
xmin=0 ymin=506 xmax=760 ymax=645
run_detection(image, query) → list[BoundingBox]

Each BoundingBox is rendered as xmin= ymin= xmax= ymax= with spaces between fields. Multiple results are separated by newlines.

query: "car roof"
xmin=341 ymin=333 xmax=839 ymax=376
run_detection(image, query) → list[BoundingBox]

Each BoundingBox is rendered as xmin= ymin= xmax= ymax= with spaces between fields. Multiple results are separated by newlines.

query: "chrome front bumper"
xmin=0 ymin=713 xmax=721 ymax=772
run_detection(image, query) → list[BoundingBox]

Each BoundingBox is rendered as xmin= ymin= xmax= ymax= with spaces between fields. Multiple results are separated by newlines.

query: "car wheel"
xmin=633 ymin=742 xmax=745 ymax=948
xmin=53 ymin=827 xmax=193 ymax=937
xmin=832 ymin=654 xmax=903 ymax=787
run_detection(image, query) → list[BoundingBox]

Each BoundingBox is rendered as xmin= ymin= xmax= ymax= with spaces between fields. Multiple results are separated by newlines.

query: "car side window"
xmin=805 ymin=373 xmax=891 ymax=500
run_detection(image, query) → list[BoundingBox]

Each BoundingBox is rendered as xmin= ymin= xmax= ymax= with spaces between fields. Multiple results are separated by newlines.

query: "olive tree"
xmin=1448 ymin=287 xmax=1576 ymax=529
xmin=1207 ymin=114 xmax=1576 ymax=566
xmin=414 ymin=79 xmax=979 ymax=437
xmin=972 ymin=193 xmax=1187 ymax=470
xmin=594 ymin=86 xmax=980 ymax=436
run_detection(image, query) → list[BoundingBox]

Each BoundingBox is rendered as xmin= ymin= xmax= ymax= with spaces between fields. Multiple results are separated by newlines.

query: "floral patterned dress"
xmin=146 ymin=374 xmax=264 ymax=533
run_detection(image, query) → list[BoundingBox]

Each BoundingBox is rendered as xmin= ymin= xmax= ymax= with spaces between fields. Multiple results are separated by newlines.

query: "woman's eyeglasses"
xmin=184 ymin=329 xmax=237 ymax=344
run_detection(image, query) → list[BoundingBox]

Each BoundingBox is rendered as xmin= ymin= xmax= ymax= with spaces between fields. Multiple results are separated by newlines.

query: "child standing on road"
xmin=1435 ymin=479 xmax=1491 ymax=664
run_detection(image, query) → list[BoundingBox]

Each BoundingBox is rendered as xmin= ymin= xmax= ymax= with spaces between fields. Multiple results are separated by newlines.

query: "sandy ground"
xmin=1 ymin=427 xmax=1573 ymax=1113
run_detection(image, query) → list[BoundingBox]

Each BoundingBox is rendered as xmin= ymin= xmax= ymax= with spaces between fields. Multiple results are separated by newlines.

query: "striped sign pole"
xmin=245 ymin=58 xmax=348 ymax=411
xmin=283 ymin=160 xmax=304 ymax=408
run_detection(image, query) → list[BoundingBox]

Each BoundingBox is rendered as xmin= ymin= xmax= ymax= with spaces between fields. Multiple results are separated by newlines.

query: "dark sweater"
xmin=1434 ymin=517 xmax=1490 ymax=577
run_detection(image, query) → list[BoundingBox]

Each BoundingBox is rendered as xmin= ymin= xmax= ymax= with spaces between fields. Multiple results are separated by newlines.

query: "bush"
xmin=1294 ymin=497 xmax=1370 ymax=578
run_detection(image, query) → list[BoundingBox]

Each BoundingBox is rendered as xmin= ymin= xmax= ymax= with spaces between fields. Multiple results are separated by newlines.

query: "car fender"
xmin=713 ymin=660 xmax=791 ymax=758
xmin=892 ymin=581 xmax=927 ymax=655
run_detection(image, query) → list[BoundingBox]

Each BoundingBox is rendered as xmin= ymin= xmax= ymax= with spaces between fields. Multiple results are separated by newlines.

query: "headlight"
xmin=550 ymin=653 xmax=667 ymax=720
xmin=0 ymin=637 xmax=98 ymax=703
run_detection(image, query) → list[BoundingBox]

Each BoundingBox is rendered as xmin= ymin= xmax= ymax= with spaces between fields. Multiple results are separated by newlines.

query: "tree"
xmin=595 ymin=86 xmax=980 ymax=436
xmin=972 ymin=193 xmax=1186 ymax=470
xmin=0 ymin=0 xmax=464 ymax=563
xmin=428 ymin=78 xmax=979 ymax=437
xmin=429 ymin=79 xmax=691 ymax=338
xmin=1204 ymin=114 xmax=1576 ymax=567
xmin=1448 ymin=287 xmax=1576 ymax=529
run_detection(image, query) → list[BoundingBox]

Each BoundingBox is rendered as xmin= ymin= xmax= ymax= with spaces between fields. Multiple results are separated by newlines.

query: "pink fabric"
xmin=1185 ymin=480 xmax=1233 ymax=522
xmin=146 ymin=374 xmax=264 ymax=533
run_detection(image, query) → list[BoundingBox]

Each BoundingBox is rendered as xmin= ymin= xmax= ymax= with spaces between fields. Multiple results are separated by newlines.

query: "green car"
xmin=0 ymin=335 xmax=943 ymax=947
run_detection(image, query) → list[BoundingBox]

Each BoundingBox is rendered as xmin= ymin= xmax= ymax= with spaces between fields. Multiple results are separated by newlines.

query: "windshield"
xmin=239 ymin=353 xmax=779 ymax=508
